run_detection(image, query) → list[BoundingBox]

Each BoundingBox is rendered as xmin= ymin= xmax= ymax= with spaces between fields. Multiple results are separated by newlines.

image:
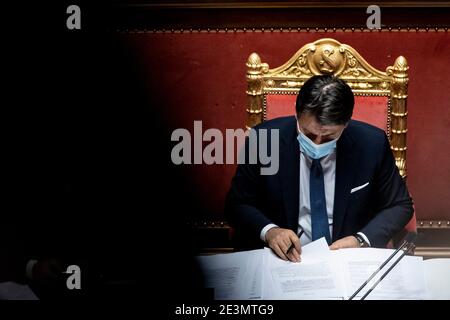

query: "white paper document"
xmin=333 ymin=248 xmax=427 ymax=299
xmin=198 ymin=239 xmax=449 ymax=300
xmin=423 ymin=258 xmax=450 ymax=299
xmin=262 ymin=237 xmax=344 ymax=299
xmin=197 ymin=249 xmax=263 ymax=300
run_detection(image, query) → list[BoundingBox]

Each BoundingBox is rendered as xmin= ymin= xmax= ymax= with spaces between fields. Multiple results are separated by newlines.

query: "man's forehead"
xmin=300 ymin=115 xmax=343 ymax=134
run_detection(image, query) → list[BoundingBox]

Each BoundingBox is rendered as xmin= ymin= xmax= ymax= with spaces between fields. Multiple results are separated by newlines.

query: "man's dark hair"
xmin=295 ymin=75 xmax=354 ymax=125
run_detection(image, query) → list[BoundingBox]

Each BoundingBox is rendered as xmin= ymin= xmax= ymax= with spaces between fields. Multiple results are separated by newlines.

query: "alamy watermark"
xmin=171 ymin=121 xmax=280 ymax=175
xmin=66 ymin=5 xmax=81 ymax=30
xmin=366 ymin=5 xmax=381 ymax=29
xmin=63 ymin=4 xmax=380 ymax=31
xmin=65 ymin=264 xmax=81 ymax=290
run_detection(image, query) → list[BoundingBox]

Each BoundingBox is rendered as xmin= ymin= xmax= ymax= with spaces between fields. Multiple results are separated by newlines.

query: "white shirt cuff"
xmin=357 ymin=232 xmax=371 ymax=247
xmin=26 ymin=259 xmax=38 ymax=280
xmin=260 ymin=223 xmax=279 ymax=242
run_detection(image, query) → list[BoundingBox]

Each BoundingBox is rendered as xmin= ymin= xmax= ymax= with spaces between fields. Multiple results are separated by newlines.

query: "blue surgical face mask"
xmin=296 ymin=121 xmax=341 ymax=159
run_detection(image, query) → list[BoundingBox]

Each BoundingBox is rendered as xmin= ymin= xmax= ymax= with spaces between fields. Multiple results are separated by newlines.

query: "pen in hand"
xmin=285 ymin=229 xmax=304 ymax=256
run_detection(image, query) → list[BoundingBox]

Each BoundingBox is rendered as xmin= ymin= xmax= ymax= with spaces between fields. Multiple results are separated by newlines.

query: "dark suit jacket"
xmin=225 ymin=116 xmax=413 ymax=249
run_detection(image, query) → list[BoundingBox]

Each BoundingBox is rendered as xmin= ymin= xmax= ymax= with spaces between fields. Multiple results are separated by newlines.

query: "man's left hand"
xmin=329 ymin=236 xmax=359 ymax=250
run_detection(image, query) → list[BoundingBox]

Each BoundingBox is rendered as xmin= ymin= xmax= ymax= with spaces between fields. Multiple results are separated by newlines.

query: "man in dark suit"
xmin=226 ymin=75 xmax=413 ymax=262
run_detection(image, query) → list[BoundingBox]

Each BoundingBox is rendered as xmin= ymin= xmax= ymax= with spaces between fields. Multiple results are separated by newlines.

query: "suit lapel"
xmin=332 ymin=128 xmax=359 ymax=241
xmin=280 ymin=122 xmax=300 ymax=231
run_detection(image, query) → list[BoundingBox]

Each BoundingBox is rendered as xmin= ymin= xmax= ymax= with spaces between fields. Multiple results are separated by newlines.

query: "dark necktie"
xmin=310 ymin=158 xmax=332 ymax=244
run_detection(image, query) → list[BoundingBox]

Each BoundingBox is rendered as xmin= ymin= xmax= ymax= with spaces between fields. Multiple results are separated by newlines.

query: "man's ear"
xmin=295 ymin=115 xmax=301 ymax=133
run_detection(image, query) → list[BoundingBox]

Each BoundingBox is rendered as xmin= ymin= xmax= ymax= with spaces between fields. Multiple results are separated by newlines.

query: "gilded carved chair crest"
xmin=246 ymin=38 xmax=409 ymax=178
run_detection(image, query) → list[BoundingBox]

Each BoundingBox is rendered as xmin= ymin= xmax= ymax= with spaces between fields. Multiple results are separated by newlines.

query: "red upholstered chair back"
xmin=245 ymin=38 xmax=416 ymax=239
xmin=265 ymin=95 xmax=389 ymax=131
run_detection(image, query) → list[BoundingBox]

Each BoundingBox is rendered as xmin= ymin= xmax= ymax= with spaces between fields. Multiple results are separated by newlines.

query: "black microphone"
xmin=348 ymin=232 xmax=418 ymax=300
xmin=404 ymin=232 xmax=418 ymax=244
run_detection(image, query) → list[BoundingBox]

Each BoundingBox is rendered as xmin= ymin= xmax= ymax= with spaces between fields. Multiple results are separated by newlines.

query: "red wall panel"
xmin=123 ymin=31 xmax=450 ymax=221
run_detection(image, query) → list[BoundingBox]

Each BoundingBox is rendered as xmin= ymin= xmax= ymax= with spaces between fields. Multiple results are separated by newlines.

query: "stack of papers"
xmin=197 ymin=238 xmax=450 ymax=300
xmin=197 ymin=249 xmax=263 ymax=300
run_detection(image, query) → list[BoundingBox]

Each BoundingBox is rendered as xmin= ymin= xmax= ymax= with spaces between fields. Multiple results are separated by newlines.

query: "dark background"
xmin=4 ymin=1 xmax=205 ymax=300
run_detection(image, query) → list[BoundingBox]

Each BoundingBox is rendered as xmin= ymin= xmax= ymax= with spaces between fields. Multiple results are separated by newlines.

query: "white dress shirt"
xmin=260 ymin=143 xmax=370 ymax=246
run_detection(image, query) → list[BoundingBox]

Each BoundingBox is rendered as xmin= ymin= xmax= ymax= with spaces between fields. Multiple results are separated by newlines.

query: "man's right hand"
xmin=265 ymin=227 xmax=301 ymax=262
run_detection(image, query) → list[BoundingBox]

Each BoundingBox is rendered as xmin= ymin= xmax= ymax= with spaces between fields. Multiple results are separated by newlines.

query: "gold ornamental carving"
xmin=246 ymin=38 xmax=409 ymax=178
